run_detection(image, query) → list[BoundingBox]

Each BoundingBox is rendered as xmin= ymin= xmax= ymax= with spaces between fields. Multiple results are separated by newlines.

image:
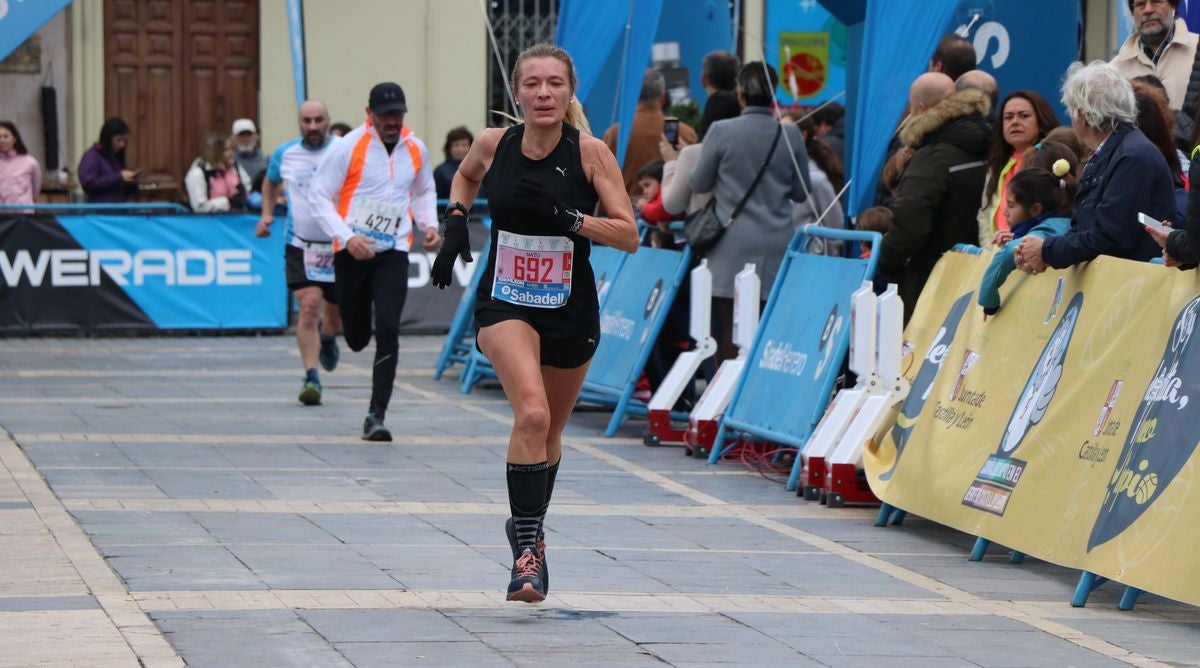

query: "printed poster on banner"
xmin=765 ymin=1 xmax=846 ymax=106
xmin=864 ymin=251 xmax=1200 ymax=607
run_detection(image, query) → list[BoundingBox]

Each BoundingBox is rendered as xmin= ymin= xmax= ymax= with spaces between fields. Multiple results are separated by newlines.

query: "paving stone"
xmin=104 ymin=545 xmax=263 ymax=591
xmin=227 ymin=544 xmax=399 ymax=590
xmin=152 ymin=610 xmax=352 ymax=668
xmin=0 ymin=595 xmax=100 ymax=611
xmin=301 ymin=608 xmax=474 ymax=643
xmin=142 ymin=469 xmax=275 ymax=500
xmin=334 ymin=640 xmax=511 ymax=667
xmin=192 ymin=512 xmax=340 ymax=545
xmin=76 ymin=510 xmax=217 ymax=547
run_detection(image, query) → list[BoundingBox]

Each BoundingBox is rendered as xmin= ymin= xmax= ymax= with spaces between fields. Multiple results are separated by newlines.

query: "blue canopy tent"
xmin=557 ymin=0 xmax=731 ymax=168
xmin=820 ymin=0 xmax=962 ymax=217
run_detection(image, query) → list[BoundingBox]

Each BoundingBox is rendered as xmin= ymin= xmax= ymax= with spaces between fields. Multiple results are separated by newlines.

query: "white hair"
xmin=1060 ymin=60 xmax=1137 ymax=131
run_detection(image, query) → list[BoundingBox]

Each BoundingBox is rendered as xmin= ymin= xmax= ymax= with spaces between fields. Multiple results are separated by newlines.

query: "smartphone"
xmin=663 ymin=117 xmax=680 ymax=147
xmin=1138 ymin=212 xmax=1169 ymax=233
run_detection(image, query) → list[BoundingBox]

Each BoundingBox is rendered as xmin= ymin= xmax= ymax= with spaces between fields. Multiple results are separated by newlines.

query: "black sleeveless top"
xmin=476 ymin=123 xmax=600 ymax=340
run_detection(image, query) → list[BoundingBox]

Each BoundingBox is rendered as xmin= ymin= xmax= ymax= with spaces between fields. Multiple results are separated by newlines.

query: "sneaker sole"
xmin=362 ymin=429 xmax=392 ymax=442
xmin=506 ymin=583 xmax=545 ymax=603
xmin=298 ymin=388 xmax=322 ymax=406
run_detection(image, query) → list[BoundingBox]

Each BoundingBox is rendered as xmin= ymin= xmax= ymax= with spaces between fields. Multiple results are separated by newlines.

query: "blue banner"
xmin=285 ymin=0 xmax=307 ymax=109
xmin=724 ymin=254 xmax=868 ymax=443
xmin=587 ymin=246 xmax=687 ymax=393
xmin=0 ymin=0 xmax=70 ymax=62
xmin=53 ymin=214 xmax=287 ymax=329
xmin=847 ymin=0 xmax=958 ymax=216
xmin=952 ymin=0 xmax=1082 ymax=122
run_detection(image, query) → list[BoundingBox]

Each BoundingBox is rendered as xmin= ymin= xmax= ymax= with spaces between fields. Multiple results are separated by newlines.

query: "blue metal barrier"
xmin=433 ymin=224 xmax=493 ymax=381
xmin=580 ymin=245 xmax=692 ymax=437
xmin=708 ymin=225 xmax=882 ymax=465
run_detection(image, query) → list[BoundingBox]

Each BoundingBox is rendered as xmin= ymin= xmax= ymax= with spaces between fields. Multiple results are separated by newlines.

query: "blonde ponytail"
xmin=565 ymin=96 xmax=591 ymax=135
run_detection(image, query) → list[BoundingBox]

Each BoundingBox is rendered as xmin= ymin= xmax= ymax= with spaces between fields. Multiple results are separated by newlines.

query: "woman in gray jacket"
xmin=689 ymin=62 xmax=811 ymax=362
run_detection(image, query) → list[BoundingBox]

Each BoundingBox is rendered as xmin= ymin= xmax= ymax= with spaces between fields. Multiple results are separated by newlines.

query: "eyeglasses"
xmin=1132 ymin=0 xmax=1170 ymax=11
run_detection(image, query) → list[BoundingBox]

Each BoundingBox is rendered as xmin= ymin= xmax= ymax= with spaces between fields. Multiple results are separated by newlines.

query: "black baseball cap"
xmin=369 ymin=82 xmax=407 ymax=114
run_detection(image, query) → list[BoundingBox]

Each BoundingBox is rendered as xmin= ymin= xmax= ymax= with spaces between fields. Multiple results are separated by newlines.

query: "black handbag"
xmin=684 ymin=123 xmax=783 ymax=254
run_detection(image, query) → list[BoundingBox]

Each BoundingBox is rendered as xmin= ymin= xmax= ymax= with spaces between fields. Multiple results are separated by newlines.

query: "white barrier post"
xmin=824 ymin=283 xmax=910 ymax=507
xmin=793 ymin=280 xmax=876 ymax=496
xmin=645 ymin=260 xmax=718 ymax=446
xmin=686 ymin=263 xmax=758 ymax=456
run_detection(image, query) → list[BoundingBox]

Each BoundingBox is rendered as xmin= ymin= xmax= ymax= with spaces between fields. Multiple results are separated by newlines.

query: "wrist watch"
xmin=442 ymin=201 xmax=469 ymax=221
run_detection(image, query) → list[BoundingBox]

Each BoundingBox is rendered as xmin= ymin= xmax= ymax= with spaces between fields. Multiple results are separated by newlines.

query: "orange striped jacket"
xmin=309 ymin=119 xmax=437 ymax=252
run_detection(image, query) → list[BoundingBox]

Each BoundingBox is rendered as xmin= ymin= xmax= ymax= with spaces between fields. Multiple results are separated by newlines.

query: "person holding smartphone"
xmin=602 ymin=69 xmax=698 ymax=196
xmin=78 ymin=117 xmax=140 ymax=203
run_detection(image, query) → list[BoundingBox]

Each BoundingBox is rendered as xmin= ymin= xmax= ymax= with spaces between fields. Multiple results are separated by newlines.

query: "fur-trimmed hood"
xmin=900 ymin=88 xmax=992 ymax=150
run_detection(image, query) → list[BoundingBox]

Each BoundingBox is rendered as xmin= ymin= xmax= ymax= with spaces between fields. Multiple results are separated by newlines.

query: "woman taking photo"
xmin=431 ymin=44 xmax=638 ymax=603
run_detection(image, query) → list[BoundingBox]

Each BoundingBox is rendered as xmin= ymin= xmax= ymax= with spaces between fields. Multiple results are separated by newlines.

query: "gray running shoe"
xmin=361 ymin=413 xmax=392 ymax=441
xmin=505 ymin=517 xmax=547 ymax=594
xmin=506 ymin=547 xmax=546 ymax=603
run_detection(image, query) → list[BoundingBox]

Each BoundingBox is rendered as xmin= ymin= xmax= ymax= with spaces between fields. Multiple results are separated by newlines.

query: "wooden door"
xmin=104 ymin=0 xmax=259 ymax=191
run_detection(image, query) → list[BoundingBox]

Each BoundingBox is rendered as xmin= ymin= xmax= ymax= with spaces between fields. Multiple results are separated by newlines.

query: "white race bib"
xmin=491 ymin=231 xmax=573 ymax=309
xmin=350 ymin=199 xmax=404 ymax=252
xmin=302 ymin=242 xmax=335 ymax=283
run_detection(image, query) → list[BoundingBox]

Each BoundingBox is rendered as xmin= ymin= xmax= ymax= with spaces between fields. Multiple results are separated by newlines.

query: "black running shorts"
xmin=285 ymin=244 xmax=338 ymax=303
xmin=475 ymin=309 xmax=600 ymax=369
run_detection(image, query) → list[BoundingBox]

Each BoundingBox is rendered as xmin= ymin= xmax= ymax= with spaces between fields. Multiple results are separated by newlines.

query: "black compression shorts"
xmin=475 ymin=308 xmax=600 ymax=369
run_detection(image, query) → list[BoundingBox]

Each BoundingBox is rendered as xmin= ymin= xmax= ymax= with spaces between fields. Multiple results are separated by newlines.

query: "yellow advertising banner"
xmin=864 ymin=251 xmax=1200 ymax=607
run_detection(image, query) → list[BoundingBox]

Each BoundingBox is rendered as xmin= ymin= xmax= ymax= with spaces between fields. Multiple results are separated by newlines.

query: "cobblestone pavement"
xmin=0 ymin=336 xmax=1198 ymax=667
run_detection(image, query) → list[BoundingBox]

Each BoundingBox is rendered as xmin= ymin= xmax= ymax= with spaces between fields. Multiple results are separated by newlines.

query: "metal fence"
xmin=486 ymin=0 xmax=558 ymax=125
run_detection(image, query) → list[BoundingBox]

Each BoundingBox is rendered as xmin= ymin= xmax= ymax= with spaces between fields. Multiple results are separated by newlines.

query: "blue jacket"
xmin=1042 ymin=123 xmax=1174 ymax=268
xmin=979 ymin=214 xmax=1071 ymax=315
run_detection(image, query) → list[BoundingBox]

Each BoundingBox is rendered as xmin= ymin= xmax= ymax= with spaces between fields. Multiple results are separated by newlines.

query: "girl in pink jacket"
xmin=0 ymin=121 xmax=41 ymax=205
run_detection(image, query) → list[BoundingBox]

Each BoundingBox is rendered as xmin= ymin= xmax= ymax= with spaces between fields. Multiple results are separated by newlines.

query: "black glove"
xmin=431 ymin=213 xmax=473 ymax=289
xmin=513 ymin=176 xmax=585 ymax=236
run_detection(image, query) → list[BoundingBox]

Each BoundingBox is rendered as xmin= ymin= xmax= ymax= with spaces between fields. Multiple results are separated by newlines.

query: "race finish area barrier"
xmin=685 ymin=263 xmax=760 ymax=457
xmin=0 ymin=212 xmax=286 ymax=333
xmin=864 ymin=249 xmax=1200 ymax=608
xmin=431 ymin=218 xmax=492 ymax=381
xmin=798 ymin=281 xmax=906 ymax=504
xmin=707 ymin=226 xmax=882 ymax=466
xmin=579 ymin=244 xmax=692 ymax=437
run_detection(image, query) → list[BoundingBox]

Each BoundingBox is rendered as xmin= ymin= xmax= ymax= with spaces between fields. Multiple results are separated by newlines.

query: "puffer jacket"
xmin=879 ymin=88 xmax=991 ymax=321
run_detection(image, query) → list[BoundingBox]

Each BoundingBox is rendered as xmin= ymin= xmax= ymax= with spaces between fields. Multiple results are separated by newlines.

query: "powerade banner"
xmin=0 ymin=214 xmax=285 ymax=332
xmin=587 ymin=246 xmax=687 ymax=393
xmin=864 ymin=251 xmax=1200 ymax=607
xmin=724 ymin=254 xmax=867 ymax=442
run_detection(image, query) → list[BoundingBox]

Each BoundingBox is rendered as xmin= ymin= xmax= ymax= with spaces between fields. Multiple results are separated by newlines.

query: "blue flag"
xmin=285 ymin=0 xmax=307 ymax=109
xmin=0 ymin=0 xmax=71 ymax=62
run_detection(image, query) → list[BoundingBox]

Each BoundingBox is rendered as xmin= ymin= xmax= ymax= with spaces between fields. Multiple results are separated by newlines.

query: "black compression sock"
xmin=507 ymin=461 xmax=549 ymax=552
xmin=540 ymin=459 xmax=560 ymax=538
